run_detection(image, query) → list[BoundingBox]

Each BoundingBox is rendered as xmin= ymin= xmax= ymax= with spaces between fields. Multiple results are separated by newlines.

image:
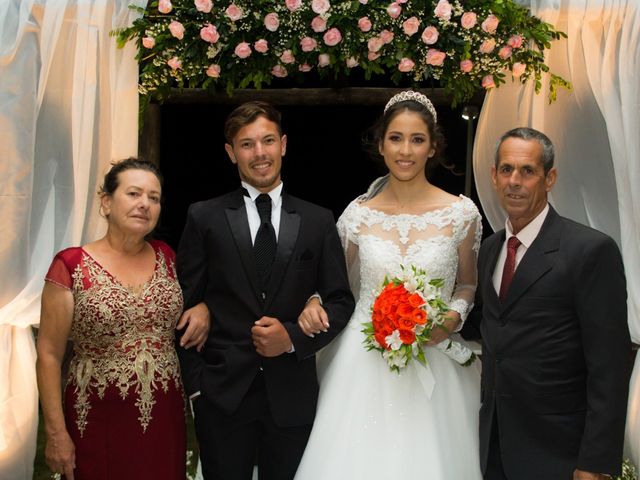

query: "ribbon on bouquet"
xmin=411 ymin=339 xmax=476 ymax=398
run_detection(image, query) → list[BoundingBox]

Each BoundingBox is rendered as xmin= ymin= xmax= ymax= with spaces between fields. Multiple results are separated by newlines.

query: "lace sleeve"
xmin=45 ymin=252 xmax=74 ymax=290
xmin=337 ymin=202 xmax=361 ymax=304
xmin=450 ymin=202 xmax=482 ymax=331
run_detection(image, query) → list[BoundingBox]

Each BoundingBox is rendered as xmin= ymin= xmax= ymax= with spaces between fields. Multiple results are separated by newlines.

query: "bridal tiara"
xmin=383 ymin=90 xmax=437 ymax=123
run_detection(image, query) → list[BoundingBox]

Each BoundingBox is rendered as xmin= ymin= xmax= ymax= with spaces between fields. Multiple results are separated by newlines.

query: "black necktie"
xmin=254 ymin=193 xmax=277 ymax=289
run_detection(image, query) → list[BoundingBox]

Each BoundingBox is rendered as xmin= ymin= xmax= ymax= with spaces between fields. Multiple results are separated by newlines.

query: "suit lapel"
xmin=482 ymin=232 xmax=504 ymax=304
xmin=501 ymin=207 xmax=561 ymax=311
xmin=224 ymin=189 xmax=263 ymax=302
xmin=264 ymin=193 xmax=300 ymax=310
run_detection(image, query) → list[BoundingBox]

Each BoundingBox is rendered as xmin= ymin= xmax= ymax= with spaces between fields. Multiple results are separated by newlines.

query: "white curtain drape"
xmin=473 ymin=0 xmax=640 ymax=468
xmin=0 ymin=1 xmax=145 ymax=478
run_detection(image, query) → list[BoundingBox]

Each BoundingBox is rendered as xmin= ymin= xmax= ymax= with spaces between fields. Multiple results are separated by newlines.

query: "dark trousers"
xmin=193 ymin=372 xmax=312 ymax=480
xmin=485 ymin=413 xmax=509 ymax=480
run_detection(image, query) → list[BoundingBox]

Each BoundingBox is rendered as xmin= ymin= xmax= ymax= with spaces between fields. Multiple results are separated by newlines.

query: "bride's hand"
xmin=298 ymin=297 xmax=329 ymax=337
xmin=427 ymin=311 xmax=461 ymax=345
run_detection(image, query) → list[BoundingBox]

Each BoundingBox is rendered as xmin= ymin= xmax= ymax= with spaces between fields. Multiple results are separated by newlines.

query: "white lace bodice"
xmin=337 ymin=195 xmax=482 ymax=329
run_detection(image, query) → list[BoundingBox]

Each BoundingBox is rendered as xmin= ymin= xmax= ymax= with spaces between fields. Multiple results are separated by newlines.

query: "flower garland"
xmin=117 ymin=0 xmax=570 ymax=105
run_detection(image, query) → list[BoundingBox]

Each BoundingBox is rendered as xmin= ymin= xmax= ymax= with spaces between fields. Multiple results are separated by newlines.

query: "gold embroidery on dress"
xmin=67 ymin=249 xmax=184 ymax=436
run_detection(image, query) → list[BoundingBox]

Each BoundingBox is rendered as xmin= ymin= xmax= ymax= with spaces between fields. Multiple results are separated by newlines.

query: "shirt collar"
xmin=241 ymin=181 xmax=283 ymax=203
xmin=504 ymin=203 xmax=549 ymax=248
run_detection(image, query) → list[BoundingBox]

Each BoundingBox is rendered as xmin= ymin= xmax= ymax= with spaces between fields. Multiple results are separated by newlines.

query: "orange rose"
xmin=398 ymin=328 xmax=416 ymax=344
xmin=412 ymin=308 xmax=427 ymax=325
xmin=397 ymin=303 xmax=414 ymax=317
xmin=408 ymin=293 xmax=424 ymax=308
xmin=399 ymin=316 xmax=416 ymax=330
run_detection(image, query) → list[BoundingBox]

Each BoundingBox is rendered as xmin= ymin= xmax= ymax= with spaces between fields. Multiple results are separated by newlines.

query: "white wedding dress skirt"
xmin=295 ymin=195 xmax=484 ymax=479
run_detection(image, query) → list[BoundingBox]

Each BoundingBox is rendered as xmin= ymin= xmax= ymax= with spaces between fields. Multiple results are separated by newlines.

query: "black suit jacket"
xmin=176 ymin=189 xmax=354 ymax=427
xmin=477 ymin=206 xmax=630 ymax=478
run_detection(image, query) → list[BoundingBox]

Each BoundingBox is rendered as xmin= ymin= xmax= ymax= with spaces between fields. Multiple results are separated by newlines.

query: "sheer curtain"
xmin=473 ymin=0 xmax=640 ymax=467
xmin=0 ymin=1 xmax=145 ymax=477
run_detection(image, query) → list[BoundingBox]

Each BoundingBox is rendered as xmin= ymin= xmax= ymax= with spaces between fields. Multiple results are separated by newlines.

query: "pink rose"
xmin=167 ymin=56 xmax=181 ymax=70
xmin=225 ymin=4 xmax=243 ymax=21
xmin=200 ymin=24 xmax=220 ymax=44
xmin=508 ymin=34 xmax=523 ymax=49
xmin=206 ymin=64 xmax=221 ymax=78
xmin=460 ymin=59 xmax=473 ymax=73
xmin=300 ymin=37 xmax=318 ymax=52
xmin=368 ymin=51 xmax=380 ymax=61
xmin=158 ymin=0 xmax=172 ymax=14
xmin=367 ymin=36 xmax=384 ymax=53
xmin=498 ymin=46 xmax=512 ymax=59
xmin=434 ymin=0 xmax=452 ymax=21
xmin=398 ymin=57 xmax=415 ymax=72
xmin=280 ymin=50 xmax=295 ymax=64
xmin=461 ymin=12 xmax=477 ymax=29
xmin=264 ymin=13 xmax=279 ymax=32
xmin=311 ymin=16 xmax=327 ymax=33
xmin=359 ymin=0 xmax=368 ymax=3
xmin=479 ymin=38 xmax=496 ymax=54
xmin=285 ymin=0 xmax=302 ymax=11
xmin=272 ymin=65 xmax=288 ymax=78
xmin=358 ymin=17 xmax=372 ymax=32
xmin=512 ymin=62 xmax=526 ymax=78
xmin=426 ymin=49 xmax=446 ymax=66
xmin=346 ymin=56 xmax=359 ymax=68
xmin=142 ymin=36 xmax=155 ymax=49
xmin=323 ymin=28 xmax=342 ymax=46
xmin=312 ymin=0 xmax=331 ymax=15
xmin=234 ymin=42 xmax=252 ymax=59
xmin=421 ymin=26 xmax=438 ymax=45
xmin=254 ymin=39 xmax=269 ymax=53
xmin=403 ymin=17 xmax=420 ymax=36
xmin=194 ymin=0 xmax=212 ymax=13
xmin=387 ymin=3 xmax=402 ymax=19
xmin=397 ymin=0 xmax=408 ymax=3
xmin=482 ymin=14 xmax=499 ymax=34
xmin=482 ymin=75 xmax=496 ymax=89
xmin=318 ymin=53 xmax=331 ymax=67
xmin=169 ymin=20 xmax=185 ymax=40
xmin=299 ymin=64 xmax=312 ymax=72
xmin=380 ymin=29 xmax=394 ymax=44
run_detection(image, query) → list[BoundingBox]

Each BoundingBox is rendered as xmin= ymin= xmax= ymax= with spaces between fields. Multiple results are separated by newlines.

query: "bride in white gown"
xmin=295 ymin=91 xmax=483 ymax=479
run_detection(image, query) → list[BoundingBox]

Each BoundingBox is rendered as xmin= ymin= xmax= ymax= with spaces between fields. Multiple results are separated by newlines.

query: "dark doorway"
xmin=151 ymin=94 xmax=483 ymax=249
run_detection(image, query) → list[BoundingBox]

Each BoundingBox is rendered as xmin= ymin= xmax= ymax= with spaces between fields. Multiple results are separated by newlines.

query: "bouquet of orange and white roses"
xmin=362 ymin=264 xmax=475 ymax=372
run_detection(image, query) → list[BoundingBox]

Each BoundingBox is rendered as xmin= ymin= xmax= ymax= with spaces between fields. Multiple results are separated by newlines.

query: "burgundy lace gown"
xmin=45 ymin=240 xmax=186 ymax=480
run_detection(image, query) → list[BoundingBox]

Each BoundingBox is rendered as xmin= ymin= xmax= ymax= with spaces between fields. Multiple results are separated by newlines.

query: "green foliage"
xmin=117 ymin=0 xmax=570 ymax=105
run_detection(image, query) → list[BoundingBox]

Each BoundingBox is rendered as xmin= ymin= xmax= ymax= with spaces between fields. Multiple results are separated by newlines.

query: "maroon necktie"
xmin=499 ymin=236 xmax=521 ymax=301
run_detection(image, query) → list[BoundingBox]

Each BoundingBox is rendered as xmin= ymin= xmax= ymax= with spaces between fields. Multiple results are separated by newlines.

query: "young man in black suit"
xmin=176 ymin=101 xmax=354 ymax=480
xmin=476 ymin=127 xmax=630 ymax=480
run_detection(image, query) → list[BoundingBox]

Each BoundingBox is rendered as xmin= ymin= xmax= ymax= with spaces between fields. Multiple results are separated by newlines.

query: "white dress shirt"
xmin=492 ymin=204 xmax=550 ymax=295
xmin=241 ymin=181 xmax=283 ymax=243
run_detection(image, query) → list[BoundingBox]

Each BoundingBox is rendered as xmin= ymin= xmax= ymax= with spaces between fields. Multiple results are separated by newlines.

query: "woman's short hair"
xmin=99 ymin=157 xmax=163 ymax=197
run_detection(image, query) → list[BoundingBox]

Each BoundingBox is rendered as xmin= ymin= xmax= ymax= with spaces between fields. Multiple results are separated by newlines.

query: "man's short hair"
xmin=495 ymin=127 xmax=555 ymax=174
xmin=224 ymin=101 xmax=283 ymax=144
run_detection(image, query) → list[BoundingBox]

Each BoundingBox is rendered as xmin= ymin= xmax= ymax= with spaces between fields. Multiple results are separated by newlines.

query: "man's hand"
xmin=298 ymin=297 xmax=329 ymax=337
xmin=251 ymin=316 xmax=293 ymax=357
xmin=426 ymin=311 xmax=461 ymax=346
xmin=45 ymin=430 xmax=76 ymax=480
xmin=573 ymin=470 xmax=610 ymax=480
xmin=176 ymin=302 xmax=211 ymax=351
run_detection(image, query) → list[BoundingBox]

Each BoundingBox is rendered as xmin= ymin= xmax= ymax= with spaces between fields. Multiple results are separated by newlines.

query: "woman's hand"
xmin=298 ymin=297 xmax=329 ymax=337
xmin=44 ymin=430 xmax=76 ymax=480
xmin=426 ymin=311 xmax=461 ymax=346
xmin=176 ymin=302 xmax=211 ymax=351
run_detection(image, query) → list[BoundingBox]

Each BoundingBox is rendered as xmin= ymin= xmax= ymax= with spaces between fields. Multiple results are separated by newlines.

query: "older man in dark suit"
xmin=476 ymin=127 xmax=630 ymax=480
xmin=176 ymin=101 xmax=354 ymax=480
